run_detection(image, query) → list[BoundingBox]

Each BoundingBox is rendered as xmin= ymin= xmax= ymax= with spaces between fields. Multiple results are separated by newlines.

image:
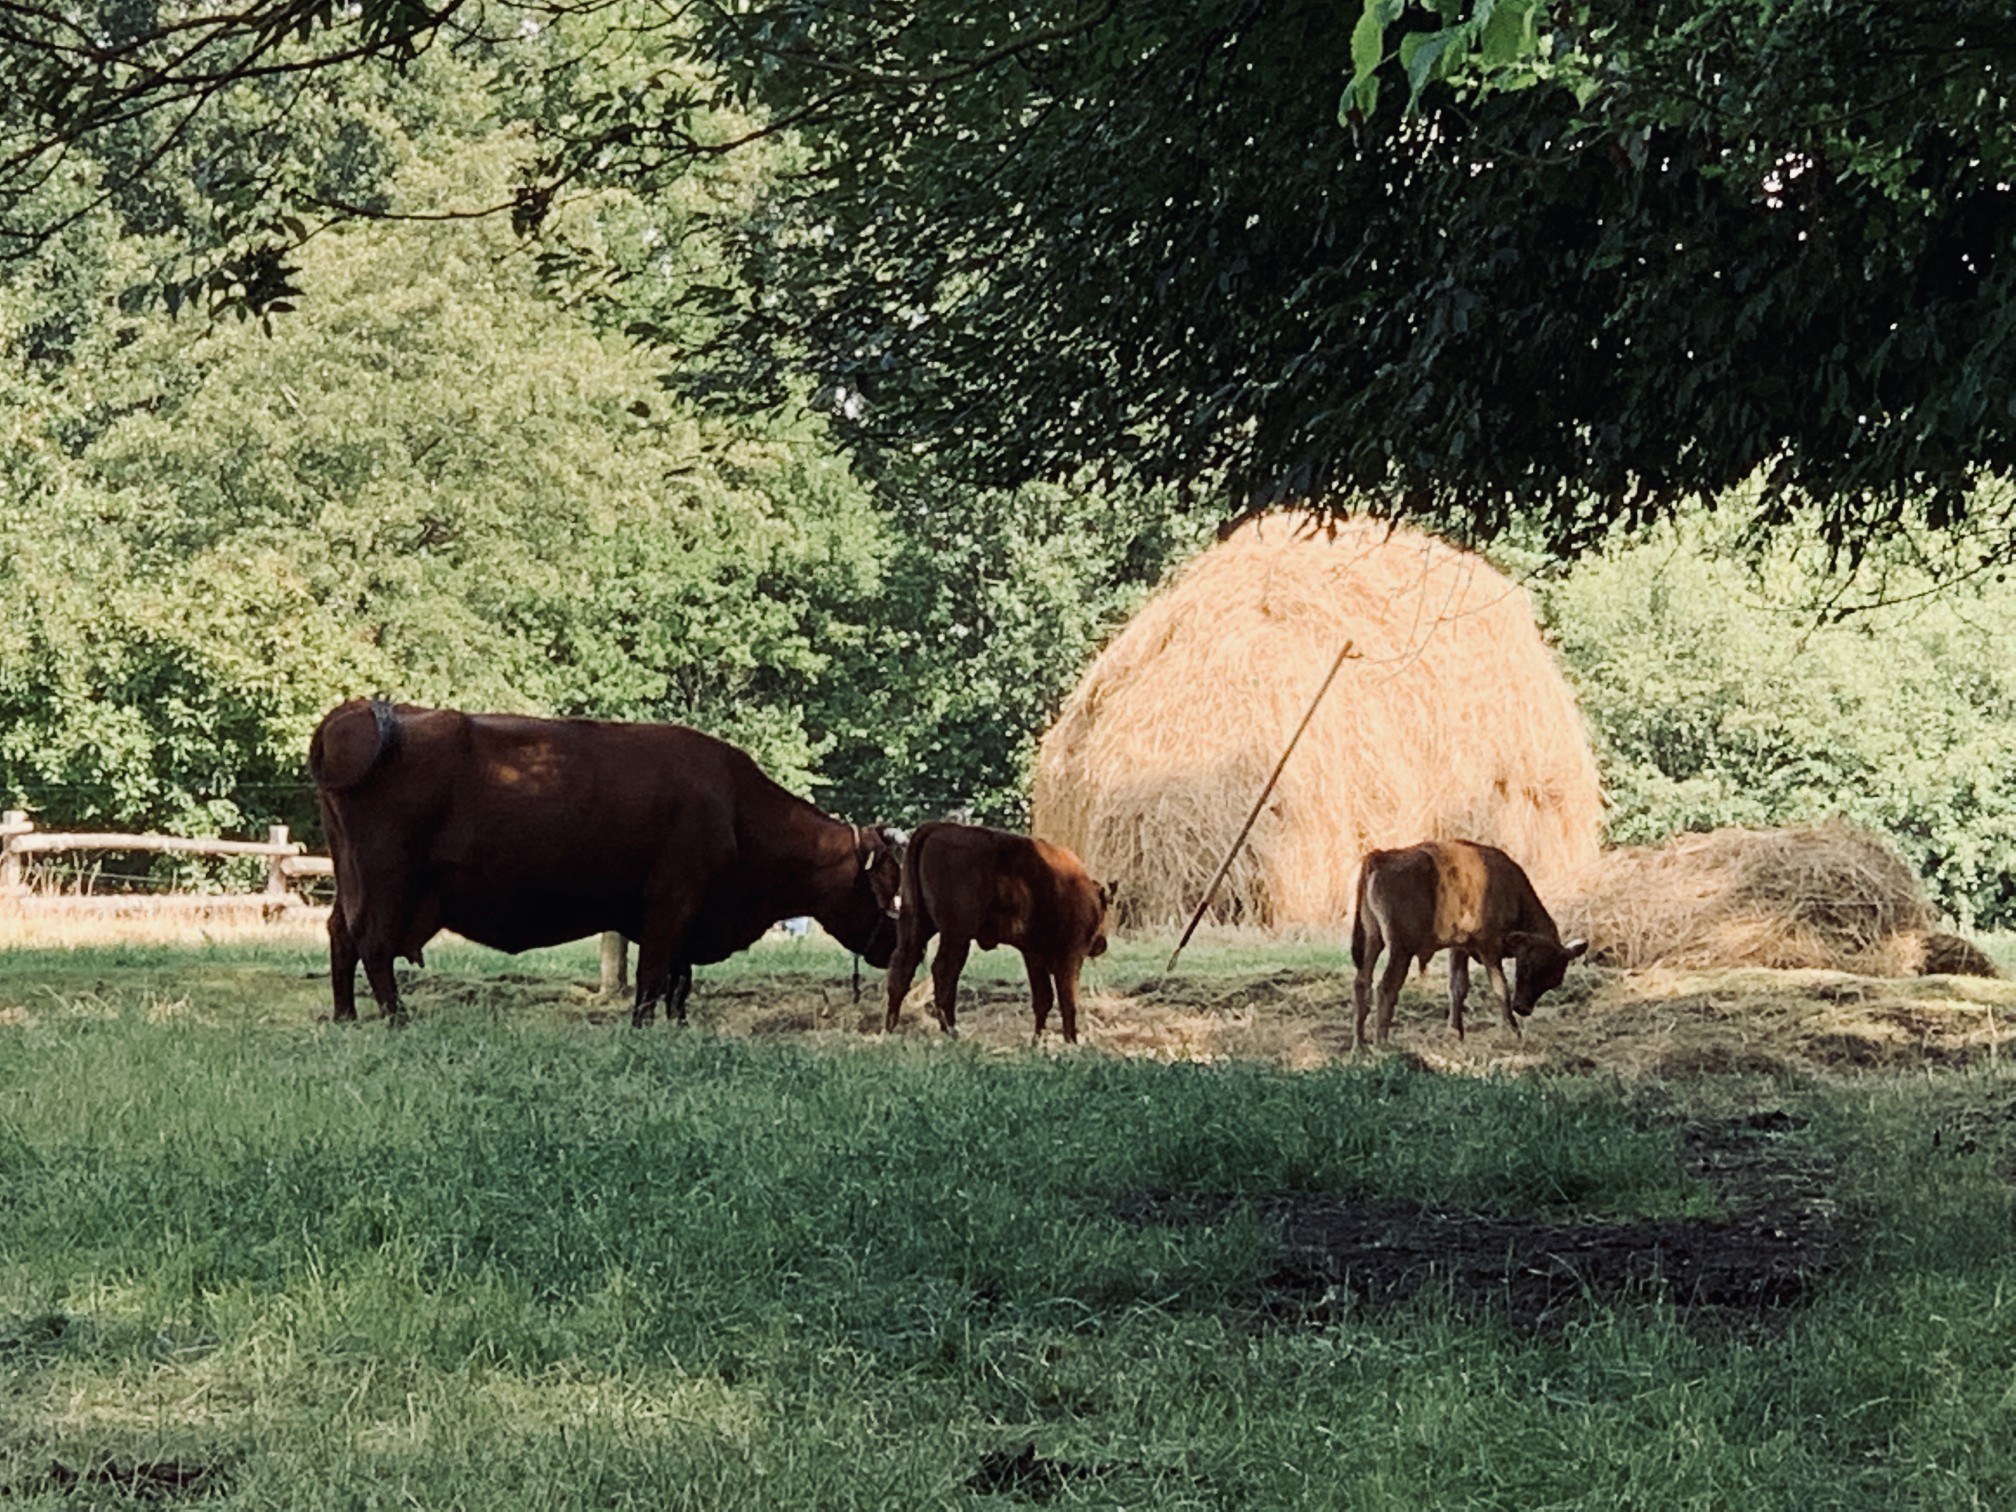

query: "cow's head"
xmin=828 ymin=824 xmax=906 ymax=967
xmin=1505 ymin=931 xmax=1589 ymax=1017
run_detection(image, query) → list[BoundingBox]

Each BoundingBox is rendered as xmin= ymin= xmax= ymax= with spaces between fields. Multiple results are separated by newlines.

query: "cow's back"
xmin=314 ymin=704 xmax=782 ymax=954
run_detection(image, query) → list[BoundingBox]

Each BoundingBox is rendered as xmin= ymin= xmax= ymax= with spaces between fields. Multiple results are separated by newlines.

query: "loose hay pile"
xmin=1561 ymin=823 xmax=1941 ymax=975
xmin=1032 ymin=513 xmax=1602 ymax=929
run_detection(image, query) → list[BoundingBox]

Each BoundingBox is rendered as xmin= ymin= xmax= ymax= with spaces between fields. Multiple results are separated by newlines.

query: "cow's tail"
xmin=309 ymin=697 xmax=403 ymax=792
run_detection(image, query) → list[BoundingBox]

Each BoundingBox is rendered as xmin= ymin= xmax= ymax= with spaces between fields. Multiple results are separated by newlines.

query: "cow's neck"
xmin=747 ymin=799 xmax=859 ymax=911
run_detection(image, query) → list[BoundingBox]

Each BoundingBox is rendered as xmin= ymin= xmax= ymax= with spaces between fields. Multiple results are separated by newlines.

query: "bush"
xmin=1539 ymin=515 xmax=2016 ymax=927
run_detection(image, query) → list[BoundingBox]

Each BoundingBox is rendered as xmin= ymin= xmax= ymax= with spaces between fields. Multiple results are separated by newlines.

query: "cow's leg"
xmin=1448 ymin=951 xmax=1472 ymax=1040
xmin=632 ymin=932 xmax=691 ymax=1028
xmin=1374 ymin=952 xmax=1410 ymax=1045
xmin=1483 ymin=957 xmax=1519 ymax=1035
xmin=884 ymin=916 xmax=932 ymax=1033
xmin=1025 ymin=953 xmax=1056 ymax=1043
xmin=329 ymin=906 xmax=361 ymax=1023
xmin=360 ymin=944 xmax=405 ymax=1027
xmin=929 ymin=934 xmax=971 ymax=1035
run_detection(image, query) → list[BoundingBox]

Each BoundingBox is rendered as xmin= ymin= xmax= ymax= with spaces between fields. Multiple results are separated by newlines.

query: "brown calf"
xmin=1350 ymin=839 xmax=1586 ymax=1049
xmin=884 ymin=820 xmax=1113 ymax=1043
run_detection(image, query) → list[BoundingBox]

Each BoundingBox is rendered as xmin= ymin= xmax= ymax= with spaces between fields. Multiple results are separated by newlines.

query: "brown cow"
xmin=883 ymin=820 xmax=1113 ymax=1044
xmin=309 ymin=699 xmax=903 ymax=1027
xmin=1350 ymin=839 xmax=1586 ymax=1049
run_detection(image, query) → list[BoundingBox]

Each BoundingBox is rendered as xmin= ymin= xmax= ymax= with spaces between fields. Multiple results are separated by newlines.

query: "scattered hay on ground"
xmin=1561 ymin=823 xmax=1941 ymax=975
xmin=608 ymin=951 xmax=2016 ymax=1079
xmin=1032 ymin=512 xmax=1602 ymax=930
xmin=1922 ymin=931 xmax=2001 ymax=978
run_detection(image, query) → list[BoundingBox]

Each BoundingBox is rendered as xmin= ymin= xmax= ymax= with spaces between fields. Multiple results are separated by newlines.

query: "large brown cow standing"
xmin=310 ymin=699 xmax=903 ymax=1026
xmin=884 ymin=820 xmax=1113 ymax=1044
xmin=1350 ymin=838 xmax=1586 ymax=1049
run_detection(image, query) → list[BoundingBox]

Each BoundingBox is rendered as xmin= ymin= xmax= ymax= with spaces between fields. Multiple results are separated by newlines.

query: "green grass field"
xmin=5 ymin=935 xmax=2016 ymax=1507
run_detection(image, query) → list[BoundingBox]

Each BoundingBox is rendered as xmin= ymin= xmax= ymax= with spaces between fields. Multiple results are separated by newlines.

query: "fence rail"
xmin=0 ymin=809 xmax=330 ymax=914
xmin=0 ymin=809 xmax=628 ymax=990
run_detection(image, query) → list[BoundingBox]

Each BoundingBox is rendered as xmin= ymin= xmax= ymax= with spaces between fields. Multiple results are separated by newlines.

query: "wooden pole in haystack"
xmin=1164 ymin=639 xmax=1357 ymax=973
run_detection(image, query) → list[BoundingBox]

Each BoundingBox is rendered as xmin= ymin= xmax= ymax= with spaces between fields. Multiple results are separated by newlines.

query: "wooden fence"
xmin=0 ymin=810 xmax=331 ymax=919
xmin=1 ymin=808 xmax=632 ymax=990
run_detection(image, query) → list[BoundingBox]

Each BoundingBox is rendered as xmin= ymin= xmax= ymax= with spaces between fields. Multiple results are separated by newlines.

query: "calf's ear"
xmin=1563 ymin=938 xmax=1589 ymax=960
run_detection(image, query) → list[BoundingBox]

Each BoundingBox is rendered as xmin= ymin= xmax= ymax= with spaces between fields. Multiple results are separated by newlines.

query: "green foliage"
xmin=1541 ymin=512 xmax=2016 ymax=926
xmin=0 ymin=25 xmax=1195 ymax=844
xmin=815 ymin=478 xmax=1203 ymax=828
xmin=9 ymin=1 xmax=2016 ymax=557
xmin=664 ymin=0 xmax=2016 ymax=555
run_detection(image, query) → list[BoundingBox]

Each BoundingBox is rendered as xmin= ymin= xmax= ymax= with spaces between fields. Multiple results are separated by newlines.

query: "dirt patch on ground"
xmin=1127 ymin=1112 xmax=1835 ymax=1331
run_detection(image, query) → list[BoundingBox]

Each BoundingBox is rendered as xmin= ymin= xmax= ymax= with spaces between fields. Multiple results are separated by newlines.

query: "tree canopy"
xmin=7 ymin=1 xmax=2012 ymax=557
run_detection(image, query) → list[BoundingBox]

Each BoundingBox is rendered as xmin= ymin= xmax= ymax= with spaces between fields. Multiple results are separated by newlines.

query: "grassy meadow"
xmin=4 ymin=932 xmax=2016 ymax=1507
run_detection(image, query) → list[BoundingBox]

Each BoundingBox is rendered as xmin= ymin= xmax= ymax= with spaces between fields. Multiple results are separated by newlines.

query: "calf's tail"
xmin=897 ymin=822 xmax=931 ymax=936
xmin=1349 ymin=875 xmax=1369 ymax=970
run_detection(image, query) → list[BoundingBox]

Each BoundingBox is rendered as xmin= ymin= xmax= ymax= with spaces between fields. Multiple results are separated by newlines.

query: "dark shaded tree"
xmin=7 ymin=1 xmax=2012 ymax=555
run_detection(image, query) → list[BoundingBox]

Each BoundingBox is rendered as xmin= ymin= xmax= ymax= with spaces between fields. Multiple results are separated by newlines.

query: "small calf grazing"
xmin=1350 ymin=839 xmax=1586 ymax=1049
xmin=884 ymin=820 xmax=1114 ymax=1043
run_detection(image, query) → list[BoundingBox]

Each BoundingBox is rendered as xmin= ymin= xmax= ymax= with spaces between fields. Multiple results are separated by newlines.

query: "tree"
xmin=10 ymin=2 xmax=2012 ymax=557
xmin=1541 ymin=508 xmax=2016 ymax=927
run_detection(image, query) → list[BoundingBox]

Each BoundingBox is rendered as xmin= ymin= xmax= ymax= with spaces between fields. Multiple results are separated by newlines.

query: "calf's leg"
xmin=1374 ymin=953 xmax=1410 ymax=1045
xmin=1447 ymin=952 xmax=1472 ymax=1039
xmin=1025 ymin=953 xmax=1056 ymax=1041
xmin=1483 ymin=957 xmax=1519 ymax=1035
xmin=1351 ymin=927 xmax=1385 ymax=1050
xmin=884 ymin=915 xmax=931 ymax=1032
xmin=1055 ymin=956 xmax=1085 ymax=1045
xmin=929 ymin=934 xmax=971 ymax=1034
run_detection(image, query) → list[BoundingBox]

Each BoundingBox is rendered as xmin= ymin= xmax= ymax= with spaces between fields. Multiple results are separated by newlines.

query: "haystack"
xmin=1559 ymin=823 xmax=1940 ymax=975
xmin=1031 ymin=513 xmax=1603 ymax=929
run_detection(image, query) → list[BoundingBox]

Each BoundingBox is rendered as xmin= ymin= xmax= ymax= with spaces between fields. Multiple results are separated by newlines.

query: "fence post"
xmin=0 ymin=810 xmax=29 ymax=897
xmin=599 ymin=931 xmax=630 ymax=996
xmin=265 ymin=825 xmax=293 ymax=899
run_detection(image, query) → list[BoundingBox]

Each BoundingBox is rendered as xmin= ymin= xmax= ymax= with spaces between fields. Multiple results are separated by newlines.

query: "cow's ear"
xmin=1503 ymin=929 xmax=1535 ymax=952
xmin=1563 ymin=937 xmax=1589 ymax=960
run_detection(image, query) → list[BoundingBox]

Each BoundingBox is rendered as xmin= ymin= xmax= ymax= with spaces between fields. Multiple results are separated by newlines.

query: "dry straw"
xmin=1559 ymin=822 xmax=1938 ymax=974
xmin=1032 ymin=512 xmax=1603 ymax=929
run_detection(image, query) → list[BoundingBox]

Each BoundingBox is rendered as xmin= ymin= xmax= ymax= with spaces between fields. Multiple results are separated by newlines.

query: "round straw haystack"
xmin=1559 ymin=823 xmax=1938 ymax=974
xmin=1031 ymin=512 xmax=1603 ymax=930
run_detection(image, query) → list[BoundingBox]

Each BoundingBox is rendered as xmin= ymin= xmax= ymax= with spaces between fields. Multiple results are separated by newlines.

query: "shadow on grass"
xmin=1120 ymin=1111 xmax=1838 ymax=1332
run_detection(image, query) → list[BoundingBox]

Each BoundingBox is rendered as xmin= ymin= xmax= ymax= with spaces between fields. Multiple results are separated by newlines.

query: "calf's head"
xmin=826 ymin=824 xmax=906 ymax=967
xmin=1505 ymin=931 xmax=1589 ymax=1017
xmin=1085 ymin=879 xmax=1119 ymax=959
